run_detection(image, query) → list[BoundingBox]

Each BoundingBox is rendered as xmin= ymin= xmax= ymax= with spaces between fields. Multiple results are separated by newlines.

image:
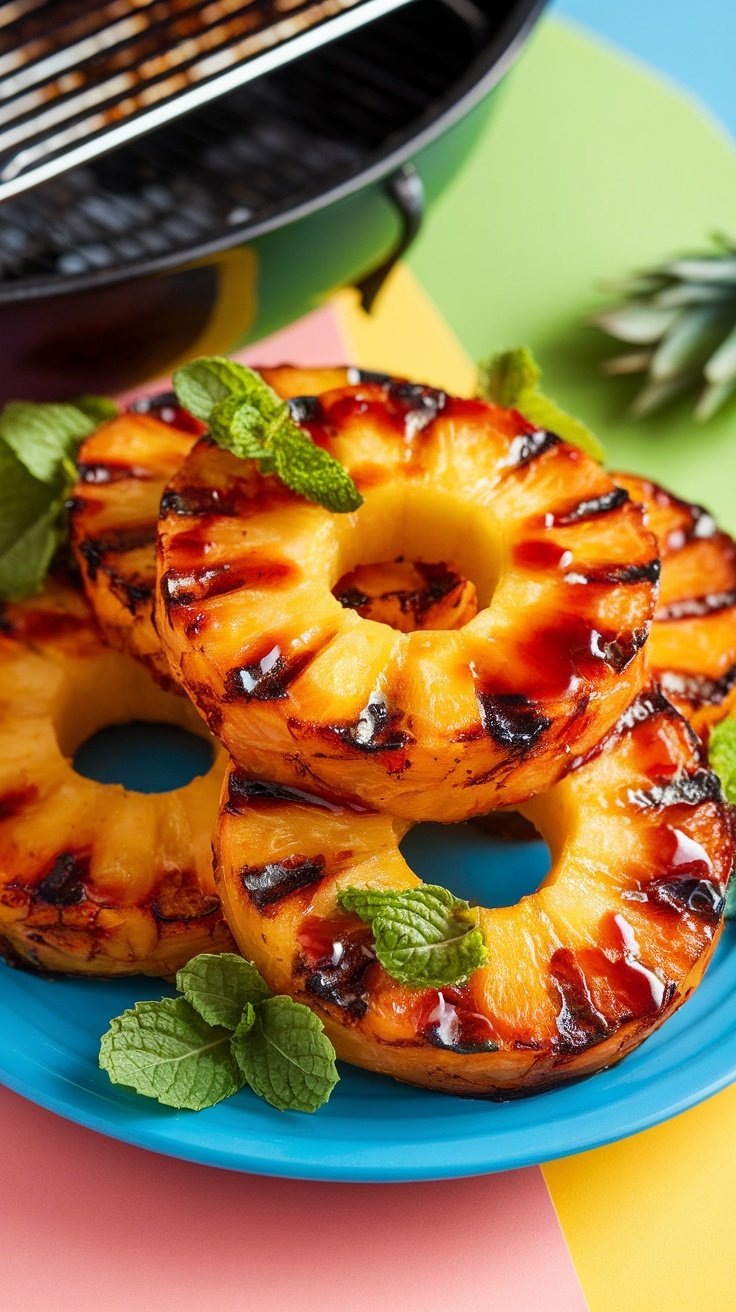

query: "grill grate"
xmin=0 ymin=0 xmax=418 ymax=201
xmin=0 ymin=0 xmax=491 ymax=290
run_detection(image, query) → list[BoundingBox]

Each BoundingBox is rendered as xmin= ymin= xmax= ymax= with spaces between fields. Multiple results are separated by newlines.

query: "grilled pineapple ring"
xmin=158 ymin=379 xmax=659 ymax=821
xmin=616 ymin=472 xmax=736 ymax=736
xmin=0 ymin=580 xmax=234 ymax=976
xmin=217 ymin=688 xmax=732 ymax=1097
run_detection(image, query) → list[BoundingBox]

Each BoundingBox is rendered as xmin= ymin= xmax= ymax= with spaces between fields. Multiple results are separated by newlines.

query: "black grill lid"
xmin=0 ymin=0 xmax=417 ymax=202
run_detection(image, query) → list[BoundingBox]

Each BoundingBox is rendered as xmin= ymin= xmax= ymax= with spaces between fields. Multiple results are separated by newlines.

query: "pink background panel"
xmin=1 ymin=1087 xmax=586 ymax=1312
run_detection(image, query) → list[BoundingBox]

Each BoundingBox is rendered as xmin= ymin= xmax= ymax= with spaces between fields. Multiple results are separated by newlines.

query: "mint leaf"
xmin=339 ymin=884 xmax=487 ymax=988
xmin=172 ymin=356 xmax=362 ymax=513
xmin=72 ymin=394 xmax=118 ymax=424
xmin=99 ymin=997 xmax=244 ymax=1111
xmin=233 ymin=1002 xmax=256 ymax=1039
xmin=0 ymin=400 xmax=95 ymax=484
xmin=177 ymin=952 xmax=271 ymax=1030
xmin=269 ymin=410 xmax=363 ymax=513
xmin=478 ymin=345 xmax=541 ymax=406
xmin=172 ymin=357 xmax=274 ymax=422
xmin=477 ymin=347 xmax=604 ymax=461
xmin=709 ymin=717 xmax=736 ymax=805
xmin=231 ymin=995 xmax=339 ymax=1113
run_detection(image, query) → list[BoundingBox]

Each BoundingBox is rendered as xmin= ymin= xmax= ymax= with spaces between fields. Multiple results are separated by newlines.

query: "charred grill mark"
xmin=76 ymin=461 xmax=151 ymax=485
xmin=299 ymin=922 xmax=377 ymax=1019
xmin=0 ymin=785 xmax=38 ymax=819
xmin=347 ymin=368 xmax=394 ymax=385
xmin=79 ymin=524 xmax=156 ymax=580
xmin=225 ymin=772 xmax=346 ymax=815
xmin=335 ymin=585 xmax=370 ymax=610
xmin=659 ymin=664 xmax=736 ymax=707
xmin=475 ymin=692 xmax=552 ymax=754
xmin=322 ymin=691 xmax=412 ymax=754
xmin=550 ymin=949 xmax=610 ymax=1053
xmin=287 ymin=395 xmax=324 ymax=425
xmin=655 ymin=590 xmax=736 ymax=622
xmin=161 ymin=557 xmax=295 ymax=609
xmin=34 ymin=852 xmax=90 ymax=907
xmin=552 ymin=486 xmax=630 ymax=527
xmin=385 ymin=380 xmax=447 ymax=436
xmin=565 ymin=558 xmax=661 ymax=587
xmin=628 ymin=875 xmax=725 ymax=923
xmin=421 ymin=989 xmax=499 ymax=1054
xmin=128 ymin=390 xmax=204 ymax=435
xmin=595 ymin=626 xmax=649 ymax=673
xmin=615 ymin=686 xmax=678 ymax=735
xmin=224 ymin=641 xmax=322 ymax=703
xmin=240 ymin=854 xmax=326 ymax=910
xmin=503 ymin=429 xmax=560 ymax=469
xmin=107 ymin=571 xmax=154 ymax=614
xmin=628 ymin=769 xmax=723 ymax=810
xmin=159 ymin=485 xmax=238 ymax=518
xmin=150 ymin=869 xmax=221 ymax=922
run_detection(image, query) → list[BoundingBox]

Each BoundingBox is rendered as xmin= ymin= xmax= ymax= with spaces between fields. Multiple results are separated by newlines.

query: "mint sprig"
xmin=338 ymin=884 xmax=488 ymax=989
xmin=0 ymin=396 xmax=115 ymax=601
xmin=708 ymin=717 xmax=736 ymax=919
xmin=99 ymin=952 xmax=339 ymax=1114
xmin=172 ymin=356 xmax=363 ymax=514
xmin=477 ymin=346 xmax=604 ymax=461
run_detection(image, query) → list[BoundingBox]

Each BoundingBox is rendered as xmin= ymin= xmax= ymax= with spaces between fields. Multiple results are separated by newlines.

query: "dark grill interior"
xmin=0 ymin=0 xmax=491 ymax=290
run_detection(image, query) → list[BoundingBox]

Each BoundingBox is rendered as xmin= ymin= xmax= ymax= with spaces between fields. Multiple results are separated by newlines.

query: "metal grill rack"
xmin=0 ymin=0 xmax=496 ymax=294
xmin=0 ymin=0 xmax=417 ymax=201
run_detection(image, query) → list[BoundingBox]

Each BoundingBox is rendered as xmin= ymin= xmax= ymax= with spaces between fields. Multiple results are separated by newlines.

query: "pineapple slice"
xmin=158 ymin=378 xmax=659 ymax=821
xmin=216 ymin=687 xmax=732 ymax=1097
xmin=616 ymin=473 xmax=736 ymax=735
xmin=0 ymin=579 xmax=234 ymax=976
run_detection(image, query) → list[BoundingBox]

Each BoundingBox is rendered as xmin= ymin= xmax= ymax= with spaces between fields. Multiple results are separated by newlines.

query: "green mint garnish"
xmin=708 ymin=717 xmax=736 ymax=920
xmin=230 ymin=996 xmax=339 ymax=1114
xmin=338 ymin=884 xmax=488 ymax=989
xmin=72 ymin=394 xmax=119 ymax=425
xmin=177 ymin=951 xmax=271 ymax=1030
xmin=477 ymin=346 xmax=604 ymax=461
xmin=172 ymin=356 xmax=363 ymax=514
xmin=100 ymin=952 xmax=339 ymax=1114
xmin=99 ymin=997 xmax=245 ymax=1111
xmin=0 ymin=399 xmax=115 ymax=601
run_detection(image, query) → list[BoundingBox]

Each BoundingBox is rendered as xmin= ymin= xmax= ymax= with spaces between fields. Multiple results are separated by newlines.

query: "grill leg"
xmin=355 ymin=163 xmax=425 ymax=313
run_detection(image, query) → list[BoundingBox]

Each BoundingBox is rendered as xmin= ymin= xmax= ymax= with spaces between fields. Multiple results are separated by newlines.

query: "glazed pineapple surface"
xmin=216 ymin=687 xmax=733 ymax=1097
xmin=0 ymin=580 xmax=234 ymax=976
xmin=615 ymin=472 xmax=736 ymax=736
xmin=157 ymin=377 xmax=660 ymax=822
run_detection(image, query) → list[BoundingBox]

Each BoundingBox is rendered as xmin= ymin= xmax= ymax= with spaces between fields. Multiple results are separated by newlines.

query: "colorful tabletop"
xmin=3 ymin=5 xmax=736 ymax=1310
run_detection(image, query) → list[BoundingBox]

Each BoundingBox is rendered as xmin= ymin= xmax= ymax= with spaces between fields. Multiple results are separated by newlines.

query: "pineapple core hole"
xmin=74 ymin=723 xmax=213 ymax=794
xmin=400 ymin=818 xmax=551 ymax=909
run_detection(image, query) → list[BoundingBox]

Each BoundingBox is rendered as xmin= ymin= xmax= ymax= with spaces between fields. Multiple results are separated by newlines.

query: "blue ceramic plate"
xmin=2 ymin=793 xmax=735 ymax=1183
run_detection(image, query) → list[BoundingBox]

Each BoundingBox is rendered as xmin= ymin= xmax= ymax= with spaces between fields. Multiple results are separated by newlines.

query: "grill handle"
xmin=355 ymin=162 xmax=425 ymax=312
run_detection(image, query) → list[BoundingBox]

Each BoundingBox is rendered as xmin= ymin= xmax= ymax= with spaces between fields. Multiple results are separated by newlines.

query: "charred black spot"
xmin=569 ymin=558 xmax=661 ymax=587
xmin=632 ymin=875 xmax=725 ymax=923
xmin=655 ymin=590 xmax=736 ymax=622
xmin=347 ymin=367 xmax=393 ymax=385
xmin=224 ymin=643 xmax=316 ymax=702
xmin=328 ymin=692 xmax=411 ymax=754
xmin=303 ymin=937 xmax=377 ymax=1018
xmin=159 ymin=486 xmax=238 ymax=518
xmin=596 ymin=625 xmax=648 ymax=673
xmin=287 ymin=395 xmax=324 ymax=425
xmin=628 ymin=768 xmax=723 ymax=810
xmin=550 ymin=948 xmax=610 ymax=1054
xmin=35 ymin=852 xmax=89 ymax=907
xmin=386 ymin=381 xmax=447 ymax=434
xmin=226 ymin=772 xmax=343 ymax=814
xmin=476 ymin=692 xmax=551 ymax=754
xmin=241 ymin=854 xmax=326 ymax=910
xmin=335 ymin=586 xmax=370 ymax=610
xmin=615 ymin=686 xmax=677 ymax=736
xmin=553 ymin=486 xmax=630 ymax=527
xmin=76 ymin=462 xmax=150 ymax=485
xmin=504 ymin=429 xmax=560 ymax=468
xmin=659 ymin=664 xmax=736 ymax=708
xmin=79 ymin=524 xmax=156 ymax=580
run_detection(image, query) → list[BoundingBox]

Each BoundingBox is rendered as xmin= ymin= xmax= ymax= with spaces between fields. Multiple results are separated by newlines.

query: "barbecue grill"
xmin=0 ymin=0 xmax=545 ymax=400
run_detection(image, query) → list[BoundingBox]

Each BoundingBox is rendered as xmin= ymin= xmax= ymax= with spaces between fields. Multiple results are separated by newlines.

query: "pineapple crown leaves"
xmin=0 ymin=396 xmax=116 ymax=602
xmin=99 ymin=953 xmax=339 ymax=1114
xmin=172 ymin=357 xmax=363 ymax=514
xmin=590 ymin=234 xmax=736 ymax=420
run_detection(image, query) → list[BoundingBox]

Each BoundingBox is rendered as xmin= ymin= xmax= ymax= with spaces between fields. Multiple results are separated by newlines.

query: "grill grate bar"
xmin=0 ymin=0 xmax=417 ymax=201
